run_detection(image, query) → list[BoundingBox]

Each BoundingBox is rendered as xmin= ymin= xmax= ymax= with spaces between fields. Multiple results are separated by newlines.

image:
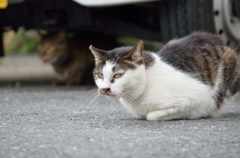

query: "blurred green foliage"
xmin=4 ymin=27 xmax=40 ymax=54
xmin=118 ymin=36 xmax=162 ymax=52
xmin=3 ymin=27 xmax=161 ymax=54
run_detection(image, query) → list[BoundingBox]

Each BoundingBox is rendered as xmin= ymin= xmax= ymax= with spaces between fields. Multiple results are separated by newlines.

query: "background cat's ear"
xmin=37 ymin=29 xmax=49 ymax=39
xmin=57 ymin=29 xmax=67 ymax=40
xmin=37 ymin=29 xmax=43 ymax=39
xmin=89 ymin=45 xmax=107 ymax=64
xmin=125 ymin=40 xmax=144 ymax=62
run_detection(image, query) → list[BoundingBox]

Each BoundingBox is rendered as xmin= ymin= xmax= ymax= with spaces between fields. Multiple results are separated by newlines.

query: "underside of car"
xmin=0 ymin=0 xmax=240 ymax=56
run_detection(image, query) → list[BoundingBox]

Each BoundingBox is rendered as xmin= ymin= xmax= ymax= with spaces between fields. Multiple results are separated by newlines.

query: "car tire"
xmin=159 ymin=0 xmax=215 ymax=42
xmin=159 ymin=0 xmax=240 ymax=51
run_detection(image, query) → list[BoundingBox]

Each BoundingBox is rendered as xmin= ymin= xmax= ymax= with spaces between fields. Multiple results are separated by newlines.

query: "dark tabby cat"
xmin=38 ymin=30 xmax=119 ymax=85
xmin=90 ymin=32 xmax=240 ymax=121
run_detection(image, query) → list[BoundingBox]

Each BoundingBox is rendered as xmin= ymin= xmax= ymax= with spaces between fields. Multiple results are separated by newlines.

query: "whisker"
xmin=89 ymin=94 xmax=100 ymax=105
xmin=81 ymin=91 xmax=98 ymax=100
xmin=76 ymin=89 xmax=99 ymax=105
xmin=116 ymin=95 xmax=121 ymax=99
xmin=119 ymin=93 xmax=138 ymax=108
xmin=82 ymin=92 xmax=98 ymax=104
xmin=80 ymin=89 xmax=99 ymax=99
xmin=119 ymin=91 xmax=146 ymax=112
xmin=124 ymin=94 xmax=139 ymax=106
xmin=121 ymin=91 xmax=140 ymax=105
xmin=79 ymin=92 xmax=98 ymax=109
xmin=121 ymin=90 xmax=138 ymax=100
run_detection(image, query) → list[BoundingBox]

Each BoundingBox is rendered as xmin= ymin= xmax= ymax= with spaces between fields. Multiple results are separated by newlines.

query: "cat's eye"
xmin=114 ymin=73 xmax=124 ymax=79
xmin=96 ymin=72 xmax=104 ymax=79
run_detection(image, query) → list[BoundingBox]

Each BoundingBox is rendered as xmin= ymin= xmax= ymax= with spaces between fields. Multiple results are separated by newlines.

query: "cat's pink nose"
xmin=100 ymin=88 xmax=111 ymax=95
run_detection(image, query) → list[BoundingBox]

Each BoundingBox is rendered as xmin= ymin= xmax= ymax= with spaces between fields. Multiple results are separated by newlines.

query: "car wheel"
xmin=159 ymin=0 xmax=240 ymax=51
xmin=213 ymin=0 xmax=240 ymax=50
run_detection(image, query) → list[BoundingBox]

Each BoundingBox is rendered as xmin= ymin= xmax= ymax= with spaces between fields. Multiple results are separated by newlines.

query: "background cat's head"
xmin=90 ymin=41 xmax=148 ymax=98
xmin=38 ymin=30 xmax=68 ymax=64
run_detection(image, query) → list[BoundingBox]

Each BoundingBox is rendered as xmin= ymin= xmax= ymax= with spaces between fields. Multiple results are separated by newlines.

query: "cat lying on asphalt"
xmin=89 ymin=32 xmax=240 ymax=121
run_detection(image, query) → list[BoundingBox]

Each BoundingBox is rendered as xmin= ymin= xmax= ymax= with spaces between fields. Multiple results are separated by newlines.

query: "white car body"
xmin=72 ymin=0 xmax=159 ymax=7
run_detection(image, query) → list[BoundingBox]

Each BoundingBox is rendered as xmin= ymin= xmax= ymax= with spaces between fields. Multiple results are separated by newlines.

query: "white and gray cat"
xmin=89 ymin=32 xmax=240 ymax=121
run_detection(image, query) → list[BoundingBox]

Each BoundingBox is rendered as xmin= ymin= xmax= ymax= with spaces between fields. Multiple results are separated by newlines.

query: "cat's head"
xmin=90 ymin=41 xmax=148 ymax=98
xmin=38 ymin=30 xmax=68 ymax=64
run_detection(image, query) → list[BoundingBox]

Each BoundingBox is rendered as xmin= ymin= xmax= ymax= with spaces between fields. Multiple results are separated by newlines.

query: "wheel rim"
xmin=213 ymin=0 xmax=240 ymax=50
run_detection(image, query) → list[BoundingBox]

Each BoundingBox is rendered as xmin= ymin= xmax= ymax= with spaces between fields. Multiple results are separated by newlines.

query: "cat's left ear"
xmin=89 ymin=45 xmax=107 ymax=65
xmin=125 ymin=40 xmax=144 ymax=62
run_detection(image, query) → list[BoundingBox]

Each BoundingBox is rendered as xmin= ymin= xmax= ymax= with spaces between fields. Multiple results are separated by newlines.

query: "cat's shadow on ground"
xmin=220 ymin=112 xmax=240 ymax=119
xmin=118 ymin=112 xmax=240 ymax=123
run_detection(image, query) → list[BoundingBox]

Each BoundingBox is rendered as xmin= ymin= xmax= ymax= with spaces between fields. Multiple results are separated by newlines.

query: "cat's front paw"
xmin=146 ymin=110 xmax=168 ymax=121
xmin=146 ymin=110 xmax=179 ymax=121
xmin=146 ymin=112 xmax=159 ymax=121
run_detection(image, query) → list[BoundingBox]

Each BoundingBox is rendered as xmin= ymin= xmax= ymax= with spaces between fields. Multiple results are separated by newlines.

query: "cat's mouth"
xmin=105 ymin=94 xmax=116 ymax=97
xmin=42 ymin=58 xmax=57 ymax=64
xmin=100 ymin=92 xmax=116 ymax=97
xmin=99 ymin=88 xmax=116 ymax=97
xmin=43 ymin=59 xmax=50 ymax=63
xmin=42 ymin=58 xmax=52 ymax=63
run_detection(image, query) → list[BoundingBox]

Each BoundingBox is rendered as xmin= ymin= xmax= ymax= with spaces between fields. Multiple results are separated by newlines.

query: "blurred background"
xmin=0 ymin=0 xmax=240 ymax=87
xmin=1 ymin=26 xmax=161 ymax=87
xmin=1 ymin=28 xmax=56 ymax=86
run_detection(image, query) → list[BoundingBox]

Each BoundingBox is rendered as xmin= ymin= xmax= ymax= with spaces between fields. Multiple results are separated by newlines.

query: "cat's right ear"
xmin=124 ymin=40 xmax=144 ymax=63
xmin=89 ymin=45 xmax=107 ymax=65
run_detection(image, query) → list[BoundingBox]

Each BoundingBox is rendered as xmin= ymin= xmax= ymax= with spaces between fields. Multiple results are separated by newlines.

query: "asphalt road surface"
xmin=0 ymin=86 xmax=240 ymax=158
